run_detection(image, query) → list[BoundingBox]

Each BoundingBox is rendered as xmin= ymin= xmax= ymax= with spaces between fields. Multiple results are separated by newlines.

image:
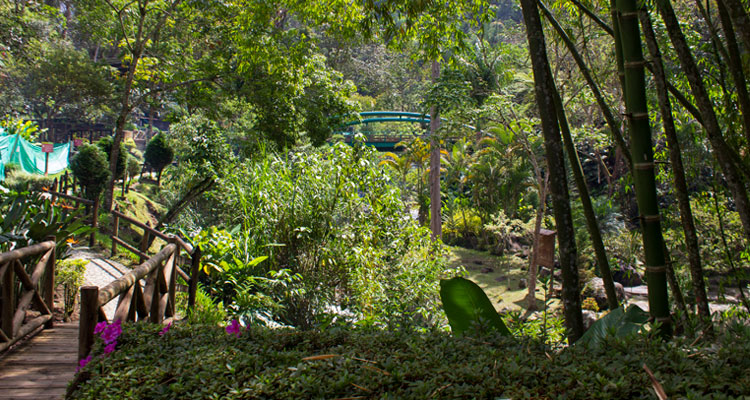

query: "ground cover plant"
xmin=68 ymin=319 xmax=750 ymax=399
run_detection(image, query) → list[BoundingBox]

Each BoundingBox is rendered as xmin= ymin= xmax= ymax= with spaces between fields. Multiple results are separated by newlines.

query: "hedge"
xmin=68 ymin=322 xmax=750 ymax=399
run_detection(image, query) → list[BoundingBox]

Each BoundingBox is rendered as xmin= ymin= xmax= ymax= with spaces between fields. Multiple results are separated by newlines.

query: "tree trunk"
xmin=552 ymin=80 xmax=620 ymax=311
xmin=429 ymin=60 xmax=442 ymax=240
xmin=720 ymin=0 xmax=750 ymax=56
xmin=520 ymin=0 xmax=584 ymax=343
xmin=716 ymin=0 xmax=750 ymax=148
xmin=526 ymin=174 xmax=548 ymax=311
xmin=617 ymin=0 xmax=671 ymax=335
xmin=640 ymin=10 xmax=712 ymax=326
xmin=656 ymin=0 xmax=750 ymax=243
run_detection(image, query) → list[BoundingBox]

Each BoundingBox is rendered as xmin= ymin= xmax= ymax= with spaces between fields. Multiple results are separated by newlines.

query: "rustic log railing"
xmin=78 ymin=239 xmax=201 ymax=359
xmin=0 ymin=238 xmax=56 ymax=352
xmin=36 ymin=188 xmax=203 ymax=359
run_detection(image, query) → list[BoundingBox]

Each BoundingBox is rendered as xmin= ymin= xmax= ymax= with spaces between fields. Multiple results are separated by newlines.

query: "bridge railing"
xmin=78 ymin=238 xmax=201 ymax=359
xmin=0 ymin=238 xmax=56 ymax=352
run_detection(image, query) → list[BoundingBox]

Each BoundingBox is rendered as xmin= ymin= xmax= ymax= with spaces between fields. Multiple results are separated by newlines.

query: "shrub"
xmin=197 ymin=143 xmax=454 ymax=329
xmin=68 ymin=321 xmax=750 ymax=399
xmin=57 ymin=259 xmax=87 ymax=320
xmin=2 ymin=170 xmax=54 ymax=192
xmin=3 ymin=162 xmax=20 ymax=177
xmin=70 ymin=144 xmax=110 ymax=200
xmin=144 ymin=132 xmax=174 ymax=185
xmin=96 ymin=136 xmax=127 ymax=179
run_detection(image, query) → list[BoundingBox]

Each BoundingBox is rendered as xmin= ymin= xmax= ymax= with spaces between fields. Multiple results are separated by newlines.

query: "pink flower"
xmin=101 ymin=320 xmax=122 ymax=344
xmin=225 ymin=319 xmax=241 ymax=338
xmin=77 ymin=355 xmax=92 ymax=372
xmin=104 ymin=342 xmax=117 ymax=354
xmin=94 ymin=321 xmax=108 ymax=334
xmin=159 ymin=322 xmax=172 ymax=336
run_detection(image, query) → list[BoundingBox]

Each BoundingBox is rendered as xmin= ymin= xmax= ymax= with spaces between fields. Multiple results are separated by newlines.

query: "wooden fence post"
xmin=44 ymin=236 xmax=56 ymax=329
xmin=89 ymin=197 xmax=99 ymax=248
xmin=78 ymin=286 xmax=99 ymax=360
xmin=187 ymin=246 xmax=202 ymax=311
xmin=139 ymin=232 xmax=150 ymax=263
xmin=111 ymin=207 xmax=119 ymax=257
xmin=1 ymin=262 xmax=15 ymax=339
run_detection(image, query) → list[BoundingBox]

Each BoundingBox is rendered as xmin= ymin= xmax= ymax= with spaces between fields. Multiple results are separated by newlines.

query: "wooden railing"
xmin=0 ymin=238 xmax=56 ymax=352
xmin=78 ymin=239 xmax=201 ymax=359
xmin=37 ymin=188 xmax=204 ymax=359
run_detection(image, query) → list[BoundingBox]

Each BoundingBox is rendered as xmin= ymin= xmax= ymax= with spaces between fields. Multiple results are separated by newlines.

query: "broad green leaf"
xmin=440 ymin=277 xmax=511 ymax=336
xmin=577 ymin=305 xmax=649 ymax=347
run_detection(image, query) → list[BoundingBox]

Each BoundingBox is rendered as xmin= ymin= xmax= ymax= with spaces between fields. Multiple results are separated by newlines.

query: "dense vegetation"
xmin=69 ymin=320 xmax=750 ymax=399
xmin=2 ymin=0 xmax=750 ymax=397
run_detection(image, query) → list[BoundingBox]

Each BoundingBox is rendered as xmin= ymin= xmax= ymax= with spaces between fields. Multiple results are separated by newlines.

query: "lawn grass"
xmin=448 ymin=246 xmax=560 ymax=313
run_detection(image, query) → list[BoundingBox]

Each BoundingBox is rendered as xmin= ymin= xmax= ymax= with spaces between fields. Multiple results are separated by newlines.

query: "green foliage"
xmin=144 ymin=133 xmax=174 ymax=181
xmin=440 ymin=277 xmax=512 ymax=336
xmin=56 ymin=259 xmax=87 ymax=319
xmin=2 ymin=170 xmax=54 ymax=192
xmin=195 ymin=143 xmax=453 ymax=329
xmin=3 ymin=41 xmax=113 ymax=121
xmin=96 ymin=137 xmax=126 ymax=179
xmin=70 ymin=144 xmax=110 ymax=200
xmin=0 ymin=118 xmax=41 ymax=141
xmin=577 ymin=305 xmax=650 ymax=347
xmin=186 ymin=286 xmax=227 ymax=326
xmin=70 ymin=320 xmax=750 ymax=399
xmin=0 ymin=191 xmax=93 ymax=255
xmin=144 ymin=133 xmax=173 ymax=170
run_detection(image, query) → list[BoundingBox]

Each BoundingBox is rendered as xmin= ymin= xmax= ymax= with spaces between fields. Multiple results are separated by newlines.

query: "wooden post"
xmin=89 ymin=197 xmax=99 ymax=247
xmin=1 ymin=262 xmax=15 ymax=339
xmin=166 ymin=244 xmax=177 ymax=318
xmin=44 ymin=152 xmax=49 ymax=176
xmin=139 ymin=232 xmax=150 ymax=263
xmin=111 ymin=206 xmax=119 ymax=257
xmin=149 ymin=261 xmax=165 ymax=324
xmin=187 ymin=246 xmax=202 ymax=311
xmin=78 ymin=286 xmax=99 ymax=360
xmin=43 ymin=236 xmax=56 ymax=329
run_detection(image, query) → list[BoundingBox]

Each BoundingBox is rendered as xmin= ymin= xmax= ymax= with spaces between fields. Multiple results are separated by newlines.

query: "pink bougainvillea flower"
xmin=101 ymin=320 xmax=122 ymax=344
xmin=225 ymin=319 xmax=241 ymax=338
xmin=94 ymin=321 xmax=108 ymax=334
xmin=77 ymin=355 xmax=92 ymax=372
xmin=159 ymin=322 xmax=172 ymax=336
xmin=104 ymin=342 xmax=117 ymax=354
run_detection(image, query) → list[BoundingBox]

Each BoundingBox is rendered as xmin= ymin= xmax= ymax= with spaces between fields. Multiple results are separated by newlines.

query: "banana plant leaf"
xmin=440 ymin=277 xmax=511 ymax=336
xmin=577 ymin=304 xmax=649 ymax=347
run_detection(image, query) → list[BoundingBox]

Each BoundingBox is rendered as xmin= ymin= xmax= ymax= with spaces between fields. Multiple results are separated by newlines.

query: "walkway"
xmin=0 ymin=323 xmax=78 ymax=399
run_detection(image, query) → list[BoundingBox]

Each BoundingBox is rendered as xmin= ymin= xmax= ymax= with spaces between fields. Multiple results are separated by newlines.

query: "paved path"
xmin=0 ymin=323 xmax=77 ymax=399
xmin=68 ymin=249 xmax=130 ymax=318
xmin=624 ymin=285 xmax=737 ymax=314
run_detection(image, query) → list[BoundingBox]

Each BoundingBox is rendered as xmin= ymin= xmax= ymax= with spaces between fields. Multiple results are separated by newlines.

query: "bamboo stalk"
xmin=617 ymin=0 xmax=671 ymax=335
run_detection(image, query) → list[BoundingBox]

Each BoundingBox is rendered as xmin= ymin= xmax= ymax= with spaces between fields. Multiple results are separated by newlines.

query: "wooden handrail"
xmin=42 ymin=190 xmax=94 ymax=206
xmin=111 ymin=210 xmax=169 ymax=241
xmin=97 ymin=244 xmax=176 ymax=307
xmin=0 ymin=241 xmax=54 ymax=264
xmin=0 ymin=238 xmax=56 ymax=353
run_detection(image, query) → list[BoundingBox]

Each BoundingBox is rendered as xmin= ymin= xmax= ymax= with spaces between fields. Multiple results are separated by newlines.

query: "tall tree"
xmin=616 ymin=0 xmax=671 ymax=334
xmin=520 ymin=0 xmax=584 ymax=342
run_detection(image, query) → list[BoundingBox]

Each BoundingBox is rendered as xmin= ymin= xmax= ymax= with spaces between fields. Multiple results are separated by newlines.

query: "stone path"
xmin=67 ymin=249 xmax=130 ymax=319
xmin=624 ymin=285 xmax=738 ymax=314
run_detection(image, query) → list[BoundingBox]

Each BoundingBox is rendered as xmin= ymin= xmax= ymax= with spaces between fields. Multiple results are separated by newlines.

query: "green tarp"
xmin=0 ymin=133 xmax=70 ymax=180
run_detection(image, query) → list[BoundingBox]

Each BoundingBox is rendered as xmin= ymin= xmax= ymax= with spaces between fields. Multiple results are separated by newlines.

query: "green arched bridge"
xmin=335 ymin=111 xmax=431 ymax=151
xmin=336 ymin=111 xmax=479 ymax=151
